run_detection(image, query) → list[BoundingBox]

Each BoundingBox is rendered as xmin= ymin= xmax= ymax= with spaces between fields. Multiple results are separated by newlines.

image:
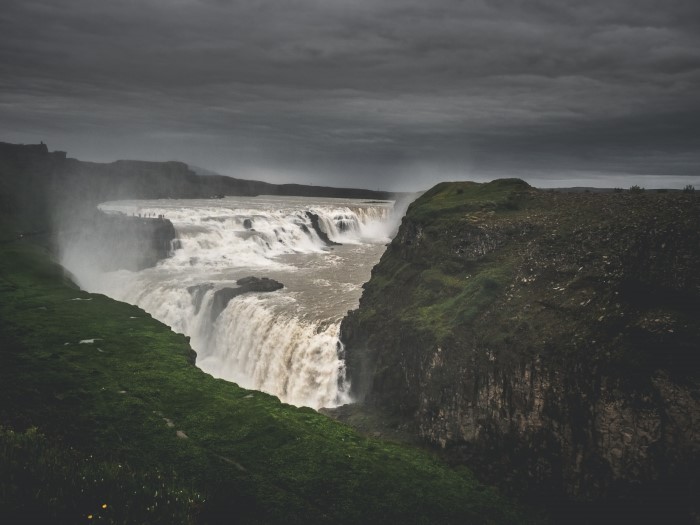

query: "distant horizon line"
xmin=3 ymin=139 xmax=698 ymax=193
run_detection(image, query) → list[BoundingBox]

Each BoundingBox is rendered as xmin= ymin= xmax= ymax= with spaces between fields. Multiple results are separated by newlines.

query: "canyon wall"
xmin=340 ymin=180 xmax=700 ymax=519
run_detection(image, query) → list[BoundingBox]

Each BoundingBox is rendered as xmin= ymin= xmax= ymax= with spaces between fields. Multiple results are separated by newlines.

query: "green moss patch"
xmin=0 ymin=242 xmax=522 ymax=524
xmin=407 ymin=179 xmax=532 ymax=223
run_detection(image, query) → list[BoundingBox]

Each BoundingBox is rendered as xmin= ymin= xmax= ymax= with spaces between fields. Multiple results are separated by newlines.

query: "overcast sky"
xmin=1 ymin=0 xmax=699 ymax=191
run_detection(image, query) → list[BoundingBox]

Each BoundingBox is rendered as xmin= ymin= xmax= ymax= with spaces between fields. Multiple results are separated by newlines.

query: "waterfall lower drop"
xmin=200 ymin=295 xmax=348 ymax=408
xmin=62 ymin=195 xmax=394 ymax=409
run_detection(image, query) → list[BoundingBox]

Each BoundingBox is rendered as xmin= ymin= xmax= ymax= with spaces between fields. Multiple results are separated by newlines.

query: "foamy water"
xmin=61 ymin=195 xmax=395 ymax=408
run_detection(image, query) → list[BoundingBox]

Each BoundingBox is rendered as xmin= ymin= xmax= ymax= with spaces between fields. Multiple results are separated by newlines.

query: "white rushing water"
xmin=61 ymin=195 xmax=395 ymax=409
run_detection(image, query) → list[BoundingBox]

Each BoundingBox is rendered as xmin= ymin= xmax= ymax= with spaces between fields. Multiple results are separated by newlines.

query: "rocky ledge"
xmin=57 ymin=211 xmax=177 ymax=272
xmin=190 ymin=277 xmax=285 ymax=321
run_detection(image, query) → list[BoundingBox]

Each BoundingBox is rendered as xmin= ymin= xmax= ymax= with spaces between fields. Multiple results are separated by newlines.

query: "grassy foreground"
xmin=0 ymin=241 xmax=522 ymax=524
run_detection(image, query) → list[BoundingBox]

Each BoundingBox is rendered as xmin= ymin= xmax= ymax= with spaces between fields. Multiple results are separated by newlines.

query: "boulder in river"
xmin=210 ymin=277 xmax=284 ymax=321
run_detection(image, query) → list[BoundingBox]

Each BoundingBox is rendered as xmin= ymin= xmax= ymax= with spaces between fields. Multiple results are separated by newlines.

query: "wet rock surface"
xmin=187 ymin=283 xmax=214 ymax=315
xmin=306 ymin=211 xmax=341 ymax=246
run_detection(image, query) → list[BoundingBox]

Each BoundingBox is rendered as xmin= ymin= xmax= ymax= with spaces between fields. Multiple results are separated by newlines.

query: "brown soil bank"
xmin=339 ymin=180 xmax=700 ymax=523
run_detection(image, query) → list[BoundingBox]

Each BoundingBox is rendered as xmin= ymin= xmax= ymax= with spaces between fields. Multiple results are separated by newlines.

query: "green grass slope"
xmin=0 ymin=241 xmax=523 ymax=524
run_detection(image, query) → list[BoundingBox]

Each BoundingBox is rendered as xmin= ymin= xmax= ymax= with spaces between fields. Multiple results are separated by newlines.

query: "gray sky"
xmin=1 ymin=0 xmax=699 ymax=191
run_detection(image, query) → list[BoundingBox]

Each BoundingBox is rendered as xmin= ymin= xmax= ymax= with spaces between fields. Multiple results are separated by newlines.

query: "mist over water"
xmin=60 ymin=195 xmax=396 ymax=408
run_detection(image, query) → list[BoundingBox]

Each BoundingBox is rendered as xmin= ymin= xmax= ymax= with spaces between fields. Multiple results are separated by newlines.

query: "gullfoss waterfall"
xmin=60 ymin=196 xmax=394 ymax=409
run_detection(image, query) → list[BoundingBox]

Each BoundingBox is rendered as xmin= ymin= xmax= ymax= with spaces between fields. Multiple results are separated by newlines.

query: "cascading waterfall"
xmin=199 ymin=295 xmax=349 ymax=408
xmin=62 ymin=195 xmax=394 ymax=409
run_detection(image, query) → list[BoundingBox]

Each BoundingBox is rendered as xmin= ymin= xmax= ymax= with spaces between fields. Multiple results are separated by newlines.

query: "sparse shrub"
xmin=629 ymin=185 xmax=645 ymax=194
xmin=683 ymin=184 xmax=695 ymax=193
xmin=613 ymin=188 xmax=623 ymax=193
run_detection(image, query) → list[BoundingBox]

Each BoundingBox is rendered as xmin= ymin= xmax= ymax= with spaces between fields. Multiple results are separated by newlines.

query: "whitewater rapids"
xmin=61 ymin=195 xmax=395 ymax=409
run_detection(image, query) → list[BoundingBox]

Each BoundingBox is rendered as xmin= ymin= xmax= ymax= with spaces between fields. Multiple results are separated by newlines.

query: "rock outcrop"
xmin=339 ymin=180 xmax=700 ymax=520
xmin=57 ymin=212 xmax=178 ymax=272
xmin=209 ymin=277 xmax=284 ymax=321
xmin=306 ymin=211 xmax=341 ymax=246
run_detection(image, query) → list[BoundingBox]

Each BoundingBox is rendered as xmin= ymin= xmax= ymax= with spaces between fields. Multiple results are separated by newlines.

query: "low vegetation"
xmin=354 ymin=179 xmax=532 ymax=343
xmin=0 ymin=241 xmax=523 ymax=524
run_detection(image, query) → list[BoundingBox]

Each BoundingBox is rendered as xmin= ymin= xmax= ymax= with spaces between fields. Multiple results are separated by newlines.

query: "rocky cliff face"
xmin=340 ymin=180 xmax=700 ymax=519
xmin=56 ymin=212 xmax=178 ymax=272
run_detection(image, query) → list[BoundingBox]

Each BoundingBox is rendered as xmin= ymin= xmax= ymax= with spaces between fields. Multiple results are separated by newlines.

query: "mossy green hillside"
xmin=351 ymin=179 xmax=700 ymax=359
xmin=0 ymin=241 xmax=522 ymax=524
xmin=356 ymin=179 xmax=533 ymax=342
xmin=407 ymin=179 xmax=530 ymax=223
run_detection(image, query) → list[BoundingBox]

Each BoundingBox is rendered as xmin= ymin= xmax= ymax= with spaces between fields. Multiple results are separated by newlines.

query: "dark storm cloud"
xmin=1 ymin=0 xmax=699 ymax=190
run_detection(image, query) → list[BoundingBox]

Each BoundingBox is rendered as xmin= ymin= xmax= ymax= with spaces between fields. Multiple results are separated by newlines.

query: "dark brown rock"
xmin=210 ymin=277 xmax=284 ymax=321
xmin=306 ymin=211 xmax=341 ymax=246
